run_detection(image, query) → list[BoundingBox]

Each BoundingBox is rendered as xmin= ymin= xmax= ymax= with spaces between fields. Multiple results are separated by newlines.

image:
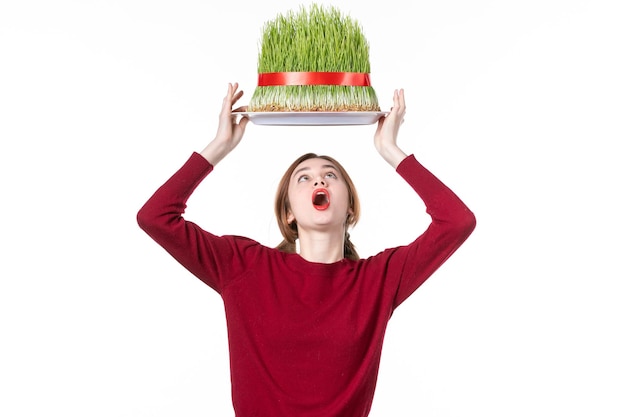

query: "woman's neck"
xmin=297 ymin=229 xmax=345 ymax=264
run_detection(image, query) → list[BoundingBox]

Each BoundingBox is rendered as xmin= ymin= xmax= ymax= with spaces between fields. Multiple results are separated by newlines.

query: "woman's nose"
xmin=314 ymin=179 xmax=326 ymax=186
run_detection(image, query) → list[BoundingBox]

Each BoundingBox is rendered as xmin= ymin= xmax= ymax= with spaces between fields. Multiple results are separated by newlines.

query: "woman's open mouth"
xmin=312 ymin=189 xmax=330 ymax=211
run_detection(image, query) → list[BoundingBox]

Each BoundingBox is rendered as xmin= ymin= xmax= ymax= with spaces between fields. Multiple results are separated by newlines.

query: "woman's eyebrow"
xmin=293 ymin=166 xmax=310 ymax=177
xmin=292 ymin=164 xmax=338 ymax=178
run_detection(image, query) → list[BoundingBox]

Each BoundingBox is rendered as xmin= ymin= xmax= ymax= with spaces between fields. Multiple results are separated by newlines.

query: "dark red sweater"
xmin=137 ymin=152 xmax=475 ymax=417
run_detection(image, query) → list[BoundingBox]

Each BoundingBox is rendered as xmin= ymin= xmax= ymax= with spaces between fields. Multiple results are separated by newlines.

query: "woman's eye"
xmin=325 ymin=172 xmax=337 ymax=179
xmin=297 ymin=175 xmax=309 ymax=183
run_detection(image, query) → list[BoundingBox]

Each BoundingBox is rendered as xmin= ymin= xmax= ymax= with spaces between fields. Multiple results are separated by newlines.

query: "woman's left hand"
xmin=374 ymin=88 xmax=408 ymax=168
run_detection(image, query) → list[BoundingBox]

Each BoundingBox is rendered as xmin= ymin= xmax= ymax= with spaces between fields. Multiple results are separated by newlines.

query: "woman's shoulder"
xmin=223 ymin=234 xmax=283 ymax=258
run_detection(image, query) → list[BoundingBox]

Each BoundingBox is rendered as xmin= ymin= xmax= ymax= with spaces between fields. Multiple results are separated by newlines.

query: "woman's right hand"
xmin=200 ymin=82 xmax=249 ymax=165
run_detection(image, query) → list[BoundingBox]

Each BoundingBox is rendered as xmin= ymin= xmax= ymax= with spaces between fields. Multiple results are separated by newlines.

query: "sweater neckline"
xmin=283 ymin=252 xmax=352 ymax=277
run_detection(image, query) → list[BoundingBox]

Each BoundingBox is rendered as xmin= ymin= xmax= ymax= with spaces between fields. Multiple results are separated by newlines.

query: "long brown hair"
xmin=274 ymin=153 xmax=361 ymax=261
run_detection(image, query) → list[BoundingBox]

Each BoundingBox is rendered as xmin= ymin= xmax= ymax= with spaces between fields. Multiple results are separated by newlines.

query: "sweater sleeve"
xmin=388 ymin=154 xmax=476 ymax=309
xmin=136 ymin=152 xmax=256 ymax=293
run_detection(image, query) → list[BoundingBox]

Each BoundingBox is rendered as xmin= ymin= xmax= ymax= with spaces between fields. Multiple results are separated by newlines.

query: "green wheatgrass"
xmin=248 ymin=3 xmax=380 ymax=112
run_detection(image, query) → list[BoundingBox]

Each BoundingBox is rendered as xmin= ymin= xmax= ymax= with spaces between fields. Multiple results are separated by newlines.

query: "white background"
xmin=1 ymin=0 xmax=625 ymax=416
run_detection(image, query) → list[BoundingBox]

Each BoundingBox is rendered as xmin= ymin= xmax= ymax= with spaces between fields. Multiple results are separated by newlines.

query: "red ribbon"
xmin=258 ymin=72 xmax=371 ymax=87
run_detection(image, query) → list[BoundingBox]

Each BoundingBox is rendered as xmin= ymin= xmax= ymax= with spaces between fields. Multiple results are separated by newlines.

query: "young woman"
xmin=137 ymin=83 xmax=476 ymax=417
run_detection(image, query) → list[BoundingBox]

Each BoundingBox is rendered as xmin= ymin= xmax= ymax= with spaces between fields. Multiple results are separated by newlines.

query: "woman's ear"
xmin=287 ymin=211 xmax=295 ymax=224
xmin=346 ymin=208 xmax=355 ymax=226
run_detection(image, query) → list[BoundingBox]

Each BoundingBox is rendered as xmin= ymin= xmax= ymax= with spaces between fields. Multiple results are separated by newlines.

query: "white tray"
xmin=233 ymin=111 xmax=389 ymax=126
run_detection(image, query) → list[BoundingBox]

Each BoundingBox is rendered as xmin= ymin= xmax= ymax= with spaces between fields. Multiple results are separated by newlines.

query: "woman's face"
xmin=286 ymin=157 xmax=352 ymax=231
